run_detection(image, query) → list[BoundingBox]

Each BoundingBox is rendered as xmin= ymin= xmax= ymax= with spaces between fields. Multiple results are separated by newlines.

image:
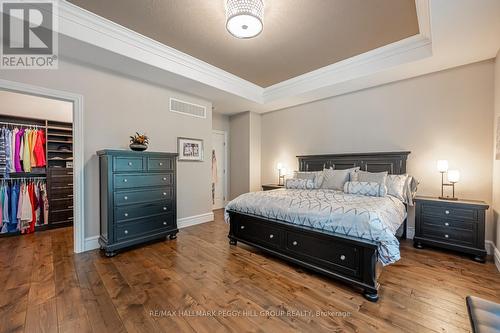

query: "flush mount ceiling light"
xmin=225 ymin=0 xmax=264 ymax=39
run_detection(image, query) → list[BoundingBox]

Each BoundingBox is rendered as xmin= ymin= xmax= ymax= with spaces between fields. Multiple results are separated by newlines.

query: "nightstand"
xmin=414 ymin=196 xmax=489 ymax=262
xmin=262 ymin=184 xmax=284 ymax=191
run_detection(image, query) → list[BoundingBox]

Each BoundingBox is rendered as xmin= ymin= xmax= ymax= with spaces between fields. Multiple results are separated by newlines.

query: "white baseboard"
xmin=178 ymin=212 xmax=214 ymax=229
xmin=485 ymin=240 xmax=500 ymax=272
xmin=407 ymin=227 xmax=415 ymax=239
xmin=83 ymin=212 xmax=214 ymax=252
xmin=84 ymin=235 xmax=100 ymax=251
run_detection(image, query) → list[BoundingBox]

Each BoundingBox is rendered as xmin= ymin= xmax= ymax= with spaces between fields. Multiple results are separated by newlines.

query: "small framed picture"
xmin=178 ymin=137 xmax=204 ymax=161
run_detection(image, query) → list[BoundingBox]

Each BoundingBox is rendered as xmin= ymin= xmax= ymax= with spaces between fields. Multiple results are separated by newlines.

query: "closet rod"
xmin=0 ymin=121 xmax=44 ymax=127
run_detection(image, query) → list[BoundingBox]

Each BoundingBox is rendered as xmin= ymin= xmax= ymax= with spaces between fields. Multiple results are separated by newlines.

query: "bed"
xmin=225 ymin=151 xmax=411 ymax=302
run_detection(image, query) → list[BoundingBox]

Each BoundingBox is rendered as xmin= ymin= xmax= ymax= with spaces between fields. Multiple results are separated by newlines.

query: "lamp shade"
xmin=437 ymin=160 xmax=449 ymax=172
xmin=276 ymin=162 xmax=283 ymax=170
xmin=447 ymin=170 xmax=460 ymax=183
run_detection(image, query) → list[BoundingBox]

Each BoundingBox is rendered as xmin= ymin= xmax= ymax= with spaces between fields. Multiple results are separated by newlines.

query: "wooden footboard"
xmin=227 ymin=211 xmax=380 ymax=302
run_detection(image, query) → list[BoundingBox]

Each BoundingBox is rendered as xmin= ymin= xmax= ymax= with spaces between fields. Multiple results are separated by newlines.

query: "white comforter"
xmin=225 ymin=189 xmax=406 ymax=265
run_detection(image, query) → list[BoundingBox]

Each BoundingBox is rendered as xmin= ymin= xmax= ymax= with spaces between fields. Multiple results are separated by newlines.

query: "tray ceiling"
xmin=67 ymin=0 xmax=419 ymax=87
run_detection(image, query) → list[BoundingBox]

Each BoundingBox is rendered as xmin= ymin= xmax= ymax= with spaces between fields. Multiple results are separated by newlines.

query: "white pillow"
xmin=344 ymin=181 xmax=388 ymax=197
xmin=293 ymin=171 xmax=324 ymax=188
xmin=320 ymin=167 xmax=358 ymax=190
xmin=386 ymin=174 xmax=408 ymax=202
xmin=285 ymin=178 xmax=315 ymax=189
xmin=351 ymin=170 xmax=388 ymax=185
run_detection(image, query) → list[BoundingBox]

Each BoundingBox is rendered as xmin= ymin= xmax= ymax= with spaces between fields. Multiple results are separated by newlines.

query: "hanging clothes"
xmin=29 ymin=130 xmax=37 ymax=168
xmin=4 ymin=128 xmax=12 ymax=176
xmin=22 ymin=130 xmax=31 ymax=172
xmin=34 ymin=130 xmax=46 ymax=167
xmin=0 ymin=128 xmax=6 ymax=176
xmin=14 ymin=128 xmax=24 ymax=172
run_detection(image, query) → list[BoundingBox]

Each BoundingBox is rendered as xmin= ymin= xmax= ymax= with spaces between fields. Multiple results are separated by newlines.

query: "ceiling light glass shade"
xmin=226 ymin=0 xmax=264 ymax=39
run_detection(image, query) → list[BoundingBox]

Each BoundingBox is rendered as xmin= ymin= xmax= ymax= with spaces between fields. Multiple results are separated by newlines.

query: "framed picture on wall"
xmin=178 ymin=137 xmax=204 ymax=161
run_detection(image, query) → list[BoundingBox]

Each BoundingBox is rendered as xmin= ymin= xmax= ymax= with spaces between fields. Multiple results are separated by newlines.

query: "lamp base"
xmin=438 ymin=196 xmax=458 ymax=201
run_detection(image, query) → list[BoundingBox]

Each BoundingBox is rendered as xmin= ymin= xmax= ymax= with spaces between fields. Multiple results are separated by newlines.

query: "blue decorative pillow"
xmin=285 ymin=178 xmax=315 ymax=190
xmin=344 ymin=181 xmax=387 ymax=197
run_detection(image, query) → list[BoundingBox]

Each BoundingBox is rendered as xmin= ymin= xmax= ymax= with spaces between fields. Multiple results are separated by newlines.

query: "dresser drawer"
xmin=115 ymin=214 xmax=174 ymax=241
xmin=235 ymin=219 xmax=282 ymax=249
xmin=48 ymin=168 xmax=73 ymax=176
xmin=114 ymin=187 xmax=173 ymax=206
xmin=49 ymin=208 xmax=73 ymax=224
xmin=49 ymin=197 xmax=74 ymax=211
xmin=114 ymin=173 xmax=173 ymax=189
xmin=49 ymin=187 xmax=73 ymax=199
xmin=421 ymin=225 xmax=474 ymax=246
xmin=285 ymin=230 xmax=361 ymax=277
xmin=49 ymin=175 xmax=73 ymax=186
xmin=115 ymin=202 xmax=172 ymax=223
xmin=147 ymin=157 xmax=174 ymax=172
xmin=113 ymin=156 xmax=144 ymax=172
xmin=421 ymin=203 xmax=477 ymax=221
xmin=421 ymin=215 xmax=474 ymax=231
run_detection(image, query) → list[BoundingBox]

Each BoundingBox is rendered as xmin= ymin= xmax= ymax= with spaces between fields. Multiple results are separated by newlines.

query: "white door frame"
xmin=212 ymin=129 xmax=228 ymax=207
xmin=0 ymin=78 xmax=85 ymax=253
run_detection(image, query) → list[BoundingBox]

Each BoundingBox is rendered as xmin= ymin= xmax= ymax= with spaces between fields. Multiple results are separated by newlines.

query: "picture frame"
xmin=178 ymin=137 xmax=204 ymax=161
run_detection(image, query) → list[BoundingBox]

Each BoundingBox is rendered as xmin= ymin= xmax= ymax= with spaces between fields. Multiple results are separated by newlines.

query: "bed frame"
xmin=227 ymin=151 xmax=411 ymax=302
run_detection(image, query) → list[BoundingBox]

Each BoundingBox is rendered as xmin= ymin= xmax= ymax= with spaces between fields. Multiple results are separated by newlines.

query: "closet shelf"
xmin=47 ymin=126 xmax=72 ymax=131
xmin=47 ymin=133 xmax=72 ymax=138
xmin=48 ymin=150 xmax=73 ymax=153
xmin=48 ymin=158 xmax=73 ymax=161
xmin=47 ymin=139 xmax=73 ymax=144
xmin=1 ymin=172 xmax=47 ymax=179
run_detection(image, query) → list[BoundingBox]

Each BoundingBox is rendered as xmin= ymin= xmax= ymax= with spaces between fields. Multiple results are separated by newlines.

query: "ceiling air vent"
xmin=170 ymin=98 xmax=206 ymax=119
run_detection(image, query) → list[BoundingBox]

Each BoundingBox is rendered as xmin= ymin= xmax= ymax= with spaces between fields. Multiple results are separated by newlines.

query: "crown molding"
xmin=57 ymin=0 xmax=431 ymax=107
xmin=58 ymin=1 xmax=264 ymax=103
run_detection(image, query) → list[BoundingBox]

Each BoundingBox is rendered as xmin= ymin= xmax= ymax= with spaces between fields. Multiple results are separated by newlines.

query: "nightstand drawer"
xmin=421 ymin=225 xmax=474 ymax=246
xmin=421 ymin=203 xmax=476 ymax=221
xmin=422 ymin=215 xmax=474 ymax=231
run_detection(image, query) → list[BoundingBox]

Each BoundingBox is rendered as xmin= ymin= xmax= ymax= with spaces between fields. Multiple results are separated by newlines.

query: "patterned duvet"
xmin=225 ymin=189 xmax=407 ymax=265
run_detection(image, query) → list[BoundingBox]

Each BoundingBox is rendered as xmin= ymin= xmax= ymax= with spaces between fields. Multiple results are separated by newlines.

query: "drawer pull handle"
xmin=124 ymin=213 xmax=129 ymax=217
xmin=67 ymin=184 xmax=73 ymax=187
xmin=159 ymin=162 xmax=163 ymax=166
xmin=123 ymin=179 xmax=128 ymax=183
xmin=240 ymin=225 xmax=245 ymax=230
xmin=124 ymin=196 xmax=128 ymax=200
xmin=445 ymin=210 xmax=450 ymax=215
xmin=163 ymin=177 xmax=167 ymax=181
xmin=163 ymin=221 xmax=167 ymax=225
xmin=340 ymin=255 xmax=346 ymax=261
xmin=124 ymin=230 xmax=129 ymax=234
xmin=68 ymin=206 xmax=74 ymax=209
xmin=163 ymin=192 xmax=167 ymax=196
xmin=444 ymin=234 xmax=449 ymax=238
xmin=128 ymin=162 xmax=133 ymax=166
xmin=67 ymin=194 xmax=73 ymax=198
xmin=68 ymin=217 xmax=74 ymax=220
xmin=269 ymin=234 xmax=274 ymax=239
xmin=163 ymin=207 xmax=167 ymax=211
xmin=444 ymin=222 xmax=449 ymax=226
xmin=292 ymin=241 xmax=298 ymax=246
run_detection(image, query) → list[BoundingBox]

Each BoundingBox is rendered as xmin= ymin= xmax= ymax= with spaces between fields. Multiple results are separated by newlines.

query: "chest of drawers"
xmin=414 ymin=196 xmax=488 ymax=262
xmin=97 ymin=150 xmax=178 ymax=256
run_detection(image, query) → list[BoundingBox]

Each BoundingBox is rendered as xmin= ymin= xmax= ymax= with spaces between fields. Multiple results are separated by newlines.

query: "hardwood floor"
xmin=1 ymin=209 xmax=499 ymax=333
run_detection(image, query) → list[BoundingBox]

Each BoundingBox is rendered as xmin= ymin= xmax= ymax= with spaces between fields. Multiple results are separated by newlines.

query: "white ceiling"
xmin=26 ymin=1 xmax=500 ymax=114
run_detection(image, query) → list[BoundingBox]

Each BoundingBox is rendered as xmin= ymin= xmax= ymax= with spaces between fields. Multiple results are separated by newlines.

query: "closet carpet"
xmin=0 ymin=209 xmax=499 ymax=333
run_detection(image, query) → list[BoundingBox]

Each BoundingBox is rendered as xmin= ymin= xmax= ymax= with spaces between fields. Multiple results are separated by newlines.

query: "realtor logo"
xmin=1 ymin=0 xmax=58 ymax=69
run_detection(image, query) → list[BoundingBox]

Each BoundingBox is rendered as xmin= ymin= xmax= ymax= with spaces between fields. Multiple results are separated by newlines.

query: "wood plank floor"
xmin=1 ymin=209 xmax=499 ymax=333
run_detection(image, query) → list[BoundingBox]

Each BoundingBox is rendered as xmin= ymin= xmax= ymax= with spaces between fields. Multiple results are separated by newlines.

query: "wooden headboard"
xmin=297 ymin=151 xmax=410 ymax=175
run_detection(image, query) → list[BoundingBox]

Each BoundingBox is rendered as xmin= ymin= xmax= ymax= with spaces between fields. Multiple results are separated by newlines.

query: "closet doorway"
xmin=0 ymin=80 xmax=84 ymax=253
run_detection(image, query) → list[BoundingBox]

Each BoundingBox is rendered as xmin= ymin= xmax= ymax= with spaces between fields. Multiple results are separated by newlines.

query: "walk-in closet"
xmin=0 ymin=90 xmax=73 ymax=236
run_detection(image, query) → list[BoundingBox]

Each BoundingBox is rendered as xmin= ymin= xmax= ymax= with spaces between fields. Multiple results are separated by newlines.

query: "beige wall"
xmin=212 ymin=112 xmax=230 ymax=132
xmin=230 ymin=112 xmax=250 ymax=199
xmin=229 ymin=111 xmax=262 ymax=198
xmin=261 ymin=61 xmax=495 ymax=240
xmin=493 ymin=50 xmax=500 ymax=250
xmin=249 ymin=112 xmax=262 ymax=192
xmin=0 ymin=90 xmax=73 ymax=122
xmin=0 ymin=59 xmax=213 ymax=238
